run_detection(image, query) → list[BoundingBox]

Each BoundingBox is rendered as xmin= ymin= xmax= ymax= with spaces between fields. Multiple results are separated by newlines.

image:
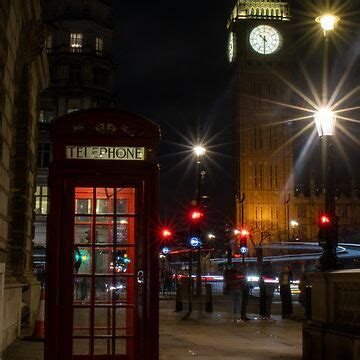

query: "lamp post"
xmin=193 ymin=145 xmax=206 ymax=296
xmin=313 ymin=108 xmax=339 ymax=270
xmin=314 ymin=13 xmax=340 ymax=271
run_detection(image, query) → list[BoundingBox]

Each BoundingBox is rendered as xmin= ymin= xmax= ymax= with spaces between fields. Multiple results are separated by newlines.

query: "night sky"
xmin=112 ymin=0 xmax=360 ymax=236
xmin=114 ymin=0 xmax=236 ymax=233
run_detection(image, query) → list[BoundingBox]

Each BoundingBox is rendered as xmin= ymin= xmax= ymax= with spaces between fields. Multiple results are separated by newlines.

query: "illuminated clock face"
xmin=249 ymin=25 xmax=281 ymax=55
xmin=228 ymin=32 xmax=235 ymax=62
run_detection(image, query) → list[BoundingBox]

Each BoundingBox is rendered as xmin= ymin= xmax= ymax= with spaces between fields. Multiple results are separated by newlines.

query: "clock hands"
xmin=259 ymin=34 xmax=267 ymax=54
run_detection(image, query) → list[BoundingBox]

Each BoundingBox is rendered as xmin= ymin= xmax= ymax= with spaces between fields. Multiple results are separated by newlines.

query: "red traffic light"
xmin=190 ymin=209 xmax=204 ymax=221
xmin=240 ymin=229 xmax=250 ymax=237
xmin=320 ymin=214 xmax=331 ymax=225
xmin=161 ymin=228 xmax=172 ymax=238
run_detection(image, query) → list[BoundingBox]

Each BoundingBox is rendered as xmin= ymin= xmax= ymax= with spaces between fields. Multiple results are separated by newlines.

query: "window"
xmin=95 ymin=37 xmax=103 ymax=55
xmin=69 ymin=64 xmax=82 ymax=83
xmin=254 ymin=164 xmax=258 ymax=188
xmin=39 ymin=110 xmax=55 ymax=123
xmin=259 ymin=163 xmax=263 ymax=189
xmin=35 ymin=186 xmax=49 ymax=215
xmin=70 ymin=33 xmax=83 ymax=52
xmin=254 ymin=127 xmax=257 ymax=149
xmin=45 ymin=35 xmax=52 ymax=53
xmin=339 ymin=206 xmax=348 ymax=219
xmin=297 ymin=205 xmax=306 ymax=218
xmin=67 ymin=98 xmax=81 ymax=113
xmin=37 ymin=143 xmax=51 ymax=167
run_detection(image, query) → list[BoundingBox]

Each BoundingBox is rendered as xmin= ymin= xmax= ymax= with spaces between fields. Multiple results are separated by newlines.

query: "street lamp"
xmin=313 ymin=12 xmax=340 ymax=271
xmin=193 ymin=145 xmax=206 ymax=297
xmin=313 ymin=108 xmax=339 ymax=270
xmin=314 ymin=108 xmax=336 ymax=137
xmin=290 ymin=220 xmax=299 ymax=241
xmin=315 ymin=14 xmax=339 ymax=36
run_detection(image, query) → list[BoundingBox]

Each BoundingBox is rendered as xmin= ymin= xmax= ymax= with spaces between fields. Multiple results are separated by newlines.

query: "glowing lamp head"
xmin=316 ymin=14 xmax=339 ymax=33
xmin=233 ymin=229 xmax=240 ymax=236
xmin=314 ymin=108 xmax=336 ymax=137
xmin=240 ymin=229 xmax=249 ymax=237
xmin=161 ymin=228 xmax=172 ymax=238
xmin=191 ymin=210 xmax=204 ymax=221
xmin=320 ymin=214 xmax=331 ymax=225
xmin=290 ymin=220 xmax=299 ymax=228
xmin=193 ymin=145 xmax=206 ymax=157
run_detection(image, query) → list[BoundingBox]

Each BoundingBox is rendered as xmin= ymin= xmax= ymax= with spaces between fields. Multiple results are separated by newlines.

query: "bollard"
xmin=305 ymin=285 xmax=312 ymax=320
xmin=205 ymin=283 xmax=213 ymax=313
xmin=175 ymin=283 xmax=183 ymax=312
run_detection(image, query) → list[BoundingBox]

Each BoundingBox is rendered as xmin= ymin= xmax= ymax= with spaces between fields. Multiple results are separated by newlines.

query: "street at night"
xmin=5 ymin=298 xmax=302 ymax=360
xmin=0 ymin=0 xmax=359 ymax=359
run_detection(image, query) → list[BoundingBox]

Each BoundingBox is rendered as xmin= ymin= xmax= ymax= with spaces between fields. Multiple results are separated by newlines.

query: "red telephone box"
xmin=45 ymin=109 xmax=160 ymax=360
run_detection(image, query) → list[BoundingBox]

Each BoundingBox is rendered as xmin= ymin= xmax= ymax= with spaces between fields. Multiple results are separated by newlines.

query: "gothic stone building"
xmin=227 ymin=0 xmax=360 ymax=250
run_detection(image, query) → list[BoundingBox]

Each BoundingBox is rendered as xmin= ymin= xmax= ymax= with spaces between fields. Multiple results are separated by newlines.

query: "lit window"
xmin=39 ymin=110 xmax=55 ymax=123
xmin=70 ymin=33 xmax=83 ymax=52
xmin=35 ymin=186 xmax=49 ymax=215
xmin=95 ymin=37 xmax=103 ymax=55
xmin=45 ymin=35 xmax=52 ymax=53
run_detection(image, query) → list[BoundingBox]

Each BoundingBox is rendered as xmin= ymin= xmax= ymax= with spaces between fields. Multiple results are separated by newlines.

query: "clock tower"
xmin=228 ymin=0 xmax=295 ymax=246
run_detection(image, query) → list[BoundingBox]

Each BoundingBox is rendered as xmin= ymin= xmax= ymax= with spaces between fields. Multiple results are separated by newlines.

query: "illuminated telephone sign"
xmin=66 ymin=145 xmax=145 ymax=160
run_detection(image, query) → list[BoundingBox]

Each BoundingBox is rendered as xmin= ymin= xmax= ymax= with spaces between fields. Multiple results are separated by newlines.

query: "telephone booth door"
xmin=46 ymin=110 xmax=160 ymax=360
xmin=72 ymin=186 xmax=136 ymax=358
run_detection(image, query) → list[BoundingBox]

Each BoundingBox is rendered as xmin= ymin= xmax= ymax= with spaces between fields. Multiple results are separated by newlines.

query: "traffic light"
xmin=160 ymin=227 xmax=173 ymax=244
xmin=239 ymin=229 xmax=249 ymax=249
xmin=188 ymin=206 xmax=205 ymax=248
xmin=161 ymin=228 xmax=172 ymax=239
xmin=318 ymin=213 xmax=331 ymax=246
xmin=189 ymin=208 xmax=204 ymax=222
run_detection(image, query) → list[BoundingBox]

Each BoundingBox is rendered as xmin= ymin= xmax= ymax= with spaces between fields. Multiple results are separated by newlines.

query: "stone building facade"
xmin=0 ymin=0 xmax=49 ymax=354
xmin=34 ymin=0 xmax=116 ymax=258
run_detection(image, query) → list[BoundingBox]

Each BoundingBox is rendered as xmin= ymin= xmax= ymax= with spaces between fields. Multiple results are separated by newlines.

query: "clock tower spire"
xmin=228 ymin=0 xmax=295 ymax=247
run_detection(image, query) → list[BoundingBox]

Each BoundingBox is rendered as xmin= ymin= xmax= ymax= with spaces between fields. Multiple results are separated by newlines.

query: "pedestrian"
xmin=279 ymin=265 xmax=293 ymax=318
xmin=259 ymin=272 xmax=277 ymax=320
xmin=258 ymin=275 xmax=267 ymax=319
xmin=240 ymin=273 xmax=251 ymax=321
xmin=229 ymin=270 xmax=242 ymax=319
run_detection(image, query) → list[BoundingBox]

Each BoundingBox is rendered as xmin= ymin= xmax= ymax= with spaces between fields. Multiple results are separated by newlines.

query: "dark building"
xmin=34 ymin=0 xmax=117 ymax=256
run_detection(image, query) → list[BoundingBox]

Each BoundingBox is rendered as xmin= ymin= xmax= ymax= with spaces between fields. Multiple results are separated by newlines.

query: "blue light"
xmin=240 ymin=246 xmax=248 ymax=254
xmin=190 ymin=236 xmax=201 ymax=248
xmin=162 ymin=247 xmax=170 ymax=255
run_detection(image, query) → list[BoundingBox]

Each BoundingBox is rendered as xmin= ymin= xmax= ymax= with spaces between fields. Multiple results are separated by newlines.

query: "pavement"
xmin=3 ymin=296 xmax=303 ymax=360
